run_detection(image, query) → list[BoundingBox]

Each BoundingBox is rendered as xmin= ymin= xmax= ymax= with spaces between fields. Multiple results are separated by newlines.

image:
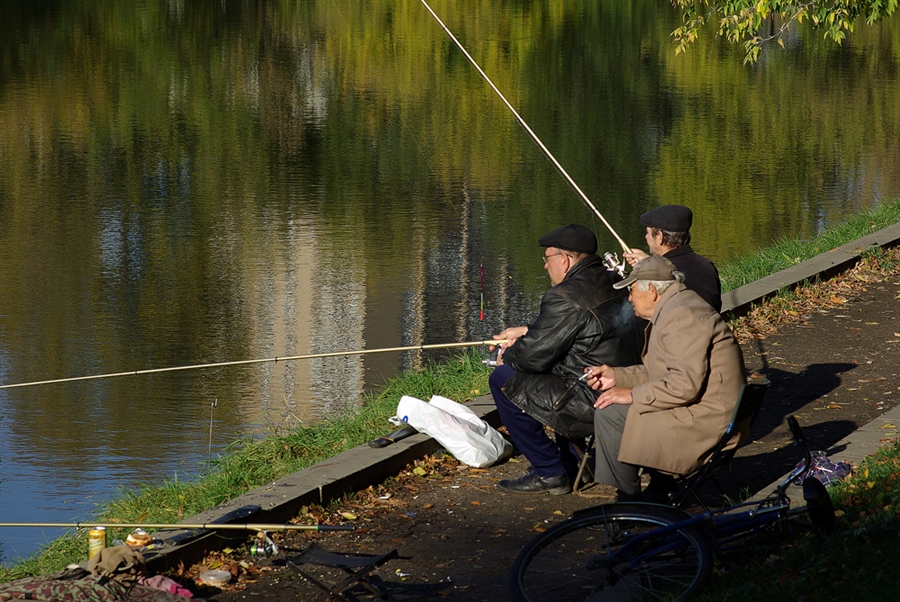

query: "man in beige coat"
xmin=585 ymin=255 xmax=746 ymax=501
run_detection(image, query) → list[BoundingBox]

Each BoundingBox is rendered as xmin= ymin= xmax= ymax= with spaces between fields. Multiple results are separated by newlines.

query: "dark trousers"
xmin=490 ymin=364 xmax=580 ymax=478
xmin=593 ymin=402 xmax=641 ymax=494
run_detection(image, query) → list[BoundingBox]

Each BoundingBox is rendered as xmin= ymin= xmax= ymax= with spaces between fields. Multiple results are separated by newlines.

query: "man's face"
xmin=628 ymin=282 xmax=658 ymax=319
xmin=542 ymin=246 xmax=569 ymax=286
xmin=644 ymin=227 xmax=666 ymax=255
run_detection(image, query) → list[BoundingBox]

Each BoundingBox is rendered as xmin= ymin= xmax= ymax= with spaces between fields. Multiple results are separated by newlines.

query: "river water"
xmin=1 ymin=1 xmax=899 ymax=563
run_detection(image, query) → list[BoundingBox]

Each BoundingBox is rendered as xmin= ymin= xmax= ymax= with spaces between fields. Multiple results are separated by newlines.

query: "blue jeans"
xmin=490 ymin=364 xmax=581 ymax=478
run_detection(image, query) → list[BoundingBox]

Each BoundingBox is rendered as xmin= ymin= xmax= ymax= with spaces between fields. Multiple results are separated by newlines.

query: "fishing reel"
xmin=602 ymin=251 xmax=628 ymax=278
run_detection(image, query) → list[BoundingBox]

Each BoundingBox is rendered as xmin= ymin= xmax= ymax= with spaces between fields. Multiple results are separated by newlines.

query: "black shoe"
xmin=641 ymin=473 xmax=678 ymax=504
xmin=499 ymin=471 xmax=571 ymax=495
xmin=615 ymin=489 xmax=642 ymax=503
xmin=526 ymin=464 xmax=591 ymax=487
xmin=637 ymin=488 xmax=674 ymax=504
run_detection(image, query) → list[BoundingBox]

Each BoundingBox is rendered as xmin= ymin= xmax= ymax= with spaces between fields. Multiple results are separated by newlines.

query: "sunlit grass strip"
xmin=695 ymin=440 xmax=900 ymax=602
xmin=719 ymin=198 xmax=900 ymax=292
xmin=0 ymin=351 xmax=491 ymax=580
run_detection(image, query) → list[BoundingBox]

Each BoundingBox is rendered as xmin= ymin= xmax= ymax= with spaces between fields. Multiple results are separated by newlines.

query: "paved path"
xmin=139 ymin=228 xmax=900 ymax=600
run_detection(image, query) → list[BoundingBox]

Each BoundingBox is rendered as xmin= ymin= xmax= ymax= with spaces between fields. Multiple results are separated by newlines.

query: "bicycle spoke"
xmin=510 ymin=505 xmax=712 ymax=601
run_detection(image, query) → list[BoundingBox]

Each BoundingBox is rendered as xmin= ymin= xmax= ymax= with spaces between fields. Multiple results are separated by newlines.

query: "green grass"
xmin=695 ymin=440 xmax=900 ymax=602
xmin=719 ymin=198 xmax=900 ymax=292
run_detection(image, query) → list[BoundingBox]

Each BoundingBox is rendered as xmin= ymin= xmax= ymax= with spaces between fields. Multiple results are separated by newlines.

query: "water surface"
xmin=1 ymin=0 xmax=899 ymax=562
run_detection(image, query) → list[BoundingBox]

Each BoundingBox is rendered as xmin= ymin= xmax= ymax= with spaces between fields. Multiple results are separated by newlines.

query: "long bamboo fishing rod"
xmin=0 ymin=339 xmax=507 ymax=390
xmin=0 ymin=522 xmax=353 ymax=532
xmin=418 ymin=0 xmax=632 ymax=254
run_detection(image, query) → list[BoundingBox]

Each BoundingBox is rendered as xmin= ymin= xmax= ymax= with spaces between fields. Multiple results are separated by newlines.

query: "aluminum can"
xmin=88 ymin=526 xmax=107 ymax=558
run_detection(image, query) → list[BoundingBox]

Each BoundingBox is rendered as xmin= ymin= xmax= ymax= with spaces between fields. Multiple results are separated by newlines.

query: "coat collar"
xmin=648 ymin=281 xmax=687 ymax=324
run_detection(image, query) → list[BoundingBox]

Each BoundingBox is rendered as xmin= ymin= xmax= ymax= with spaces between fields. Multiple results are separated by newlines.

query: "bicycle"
xmin=508 ymin=416 xmax=836 ymax=601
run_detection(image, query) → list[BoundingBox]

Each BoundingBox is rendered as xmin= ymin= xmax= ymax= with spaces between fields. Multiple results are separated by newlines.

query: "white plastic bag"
xmin=396 ymin=395 xmax=512 ymax=468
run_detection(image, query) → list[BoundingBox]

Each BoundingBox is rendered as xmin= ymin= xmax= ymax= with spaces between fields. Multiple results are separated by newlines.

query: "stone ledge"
xmin=722 ymin=221 xmax=900 ymax=318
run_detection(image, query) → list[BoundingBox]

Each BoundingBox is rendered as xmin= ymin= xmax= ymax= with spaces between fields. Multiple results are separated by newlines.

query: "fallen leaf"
xmin=881 ymin=423 xmax=896 ymax=429
xmin=413 ymin=467 xmax=427 ymax=476
xmin=470 ymin=501 xmax=481 ymax=506
xmin=340 ymin=511 xmax=358 ymax=520
xmin=422 ymin=503 xmax=433 ymax=509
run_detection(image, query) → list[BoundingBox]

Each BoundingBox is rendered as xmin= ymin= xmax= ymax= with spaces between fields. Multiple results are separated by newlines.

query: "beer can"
xmin=88 ymin=526 xmax=107 ymax=558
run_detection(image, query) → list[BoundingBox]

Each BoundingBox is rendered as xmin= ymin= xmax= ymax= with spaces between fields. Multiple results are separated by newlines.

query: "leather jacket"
xmin=501 ymin=255 xmax=645 ymax=438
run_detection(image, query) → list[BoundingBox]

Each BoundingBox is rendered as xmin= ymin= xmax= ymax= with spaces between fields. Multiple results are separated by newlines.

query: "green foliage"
xmin=695 ymin=440 xmax=900 ymax=601
xmin=672 ymin=0 xmax=899 ymax=63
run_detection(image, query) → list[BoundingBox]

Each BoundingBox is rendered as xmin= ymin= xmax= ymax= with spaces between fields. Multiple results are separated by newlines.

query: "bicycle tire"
xmin=509 ymin=503 xmax=714 ymax=602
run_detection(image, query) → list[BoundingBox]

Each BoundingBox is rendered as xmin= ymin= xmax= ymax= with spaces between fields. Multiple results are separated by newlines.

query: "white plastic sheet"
xmin=396 ymin=395 xmax=512 ymax=468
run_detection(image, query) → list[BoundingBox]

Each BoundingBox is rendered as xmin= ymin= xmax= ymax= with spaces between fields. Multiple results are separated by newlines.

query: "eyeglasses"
xmin=542 ymin=252 xmax=563 ymax=265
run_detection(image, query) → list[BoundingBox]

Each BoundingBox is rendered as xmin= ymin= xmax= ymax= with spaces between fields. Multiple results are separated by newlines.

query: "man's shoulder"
xmin=541 ymin=263 xmax=625 ymax=317
xmin=666 ymin=245 xmax=716 ymax=269
xmin=555 ymin=261 xmax=622 ymax=298
xmin=657 ymin=285 xmax=719 ymax=323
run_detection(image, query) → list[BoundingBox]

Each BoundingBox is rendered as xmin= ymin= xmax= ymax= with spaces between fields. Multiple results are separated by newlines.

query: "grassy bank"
xmin=719 ymin=199 xmax=900 ymax=291
xmin=0 ymin=352 xmax=492 ymax=580
xmin=696 ymin=440 xmax=900 ymax=601
xmin=2 ymin=199 xmax=898 ymax=582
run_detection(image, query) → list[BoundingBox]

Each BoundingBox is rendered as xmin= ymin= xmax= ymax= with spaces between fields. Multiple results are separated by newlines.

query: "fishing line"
xmin=0 ymin=521 xmax=353 ymax=532
xmin=418 ymin=0 xmax=632 ymax=254
xmin=326 ymin=0 xmax=497 ymax=331
xmin=0 ymin=340 xmax=508 ymax=390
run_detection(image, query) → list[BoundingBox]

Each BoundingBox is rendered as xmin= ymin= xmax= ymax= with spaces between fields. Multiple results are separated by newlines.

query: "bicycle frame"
xmin=596 ymin=415 xmax=817 ymax=566
xmin=509 ymin=416 xmax=834 ymax=601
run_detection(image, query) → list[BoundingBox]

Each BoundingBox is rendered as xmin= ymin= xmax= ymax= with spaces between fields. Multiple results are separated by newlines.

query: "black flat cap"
xmin=538 ymin=224 xmax=597 ymax=255
xmin=640 ymin=205 xmax=693 ymax=232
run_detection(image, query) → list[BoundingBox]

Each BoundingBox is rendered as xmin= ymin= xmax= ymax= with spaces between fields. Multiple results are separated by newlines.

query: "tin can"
xmin=88 ymin=526 xmax=106 ymax=558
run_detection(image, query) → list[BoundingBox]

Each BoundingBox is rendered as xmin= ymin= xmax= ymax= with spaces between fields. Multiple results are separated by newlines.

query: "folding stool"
xmin=286 ymin=542 xmax=398 ymax=601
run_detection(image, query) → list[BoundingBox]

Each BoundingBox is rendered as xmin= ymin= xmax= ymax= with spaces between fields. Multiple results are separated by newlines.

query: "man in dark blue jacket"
xmin=623 ymin=205 xmax=722 ymax=312
xmin=490 ymin=224 xmax=644 ymax=494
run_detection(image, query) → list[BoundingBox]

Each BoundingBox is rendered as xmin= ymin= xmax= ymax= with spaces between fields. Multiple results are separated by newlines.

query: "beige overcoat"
xmin=614 ymin=283 xmax=747 ymax=475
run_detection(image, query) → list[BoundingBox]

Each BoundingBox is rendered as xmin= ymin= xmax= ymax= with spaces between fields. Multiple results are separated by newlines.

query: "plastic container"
xmin=198 ymin=569 xmax=232 ymax=586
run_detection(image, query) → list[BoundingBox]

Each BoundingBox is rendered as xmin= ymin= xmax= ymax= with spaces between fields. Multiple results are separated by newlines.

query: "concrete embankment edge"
xmin=720 ymin=221 xmax=900 ymax=317
xmin=144 ymin=222 xmax=900 ymax=572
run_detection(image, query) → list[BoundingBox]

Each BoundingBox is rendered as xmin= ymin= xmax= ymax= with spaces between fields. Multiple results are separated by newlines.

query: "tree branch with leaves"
xmin=671 ymin=0 xmax=898 ymax=63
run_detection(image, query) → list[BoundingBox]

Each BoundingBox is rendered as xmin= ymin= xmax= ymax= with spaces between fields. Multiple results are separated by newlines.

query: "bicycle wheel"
xmin=510 ymin=503 xmax=714 ymax=602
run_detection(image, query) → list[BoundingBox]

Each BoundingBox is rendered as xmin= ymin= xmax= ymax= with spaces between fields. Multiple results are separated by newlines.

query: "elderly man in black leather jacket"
xmin=490 ymin=224 xmax=644 ymax=494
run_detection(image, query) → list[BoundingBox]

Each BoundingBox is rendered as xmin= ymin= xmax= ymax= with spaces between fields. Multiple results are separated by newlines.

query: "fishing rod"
xmin=0 ymin=522 xmax=353 ymax=532
xmin=418 ymin=0 xmax=632 ymax=255
xmin=0 ymin=339 xmax=508 ymax=390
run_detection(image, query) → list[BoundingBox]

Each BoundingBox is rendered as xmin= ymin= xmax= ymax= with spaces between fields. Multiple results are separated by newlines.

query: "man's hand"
xmin=594 ymin=387 xmax=633 ymax=410
xmin=623 ymin=249 xmax=650 ymax=267
xmin=491 ymin=326 xmax=528 ymax=365
xmin=584 ymin=365 xmax=616 ymax=391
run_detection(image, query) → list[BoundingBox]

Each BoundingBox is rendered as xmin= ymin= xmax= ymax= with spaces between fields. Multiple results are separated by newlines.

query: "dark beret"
xmin=640 ymin=205 xmax=693 ymax=232
xmin=538 ymin=224 xmax=597 ymax=255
